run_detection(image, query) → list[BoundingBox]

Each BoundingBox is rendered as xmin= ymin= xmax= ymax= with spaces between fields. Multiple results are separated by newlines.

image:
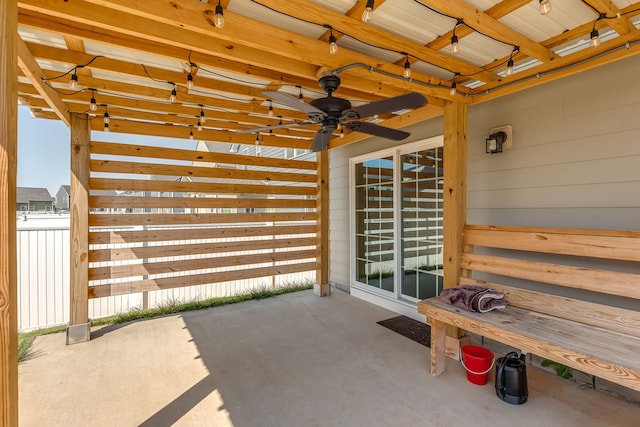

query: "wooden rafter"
xmin=16 ymin=36 xmax=70 ymax=127
xmin=582 ymin=0 xmax=634 ymax=35
xmin=419 ymin=0 xmax=558 ymax=63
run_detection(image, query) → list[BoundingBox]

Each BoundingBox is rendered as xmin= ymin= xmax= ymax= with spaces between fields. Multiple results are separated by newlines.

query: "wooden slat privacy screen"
xmin=87 ymin=141 xmax=317 ymax=299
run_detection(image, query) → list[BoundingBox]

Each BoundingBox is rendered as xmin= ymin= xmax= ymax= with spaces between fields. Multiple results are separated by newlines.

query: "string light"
xmin=506 ymin=46 xmax=519 ymax=76
xmin=328 ymin=27 xmax=338 ymax=55
xmin=169 ymin=85 xmax=177 ymax=103
xmin=268 ymin=99 xmax=274 ymax=117
xmin=255 ymin=133 xmax=261 ymax=156
xmin=199 ymin=105 xmax=206 ymax=123
xmin=450 ymin=74 xmax=458 ymax=96
xmin=103 ymin=106 xmax=110 ymax=126
xmin=103 ymin=122 xmax=109 ymax=132
xmin=89 ymin=89 xmax=97 ymax=111
xmin=297 ymin=85 xmax=304 ymax=100
xmin=214 ymin=0 xmax=225 ymax=29
xmin=451 ymin=19 xmax=462 ymax=55
xmin=362 ymin=0 xmax=375 ymax=23
xmin=539 ymin=0 xmax=551 ymax=15
xmin=187 ymin=72 xmax=194 ymax=89
xmin=339 ymin=128 xmax=345 ymax=138
xmin=590 ymin=28 xmax=600 ymax=48
xmin=189 ymin=127 xmax=195 ymax=140
xmin=403 ymin=54 xmax=411 ymax=79
xmin=591 ymin=14 xmax=605 ymax=48
xmin=197 ymin=117 xmax=203 ymax=131
xmin=69 ymin=70 xmax=78 ymax=89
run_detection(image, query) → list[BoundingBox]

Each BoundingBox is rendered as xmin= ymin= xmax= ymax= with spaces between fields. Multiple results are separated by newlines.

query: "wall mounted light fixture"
xmin=486 ymin=125 xmax=513 ymax=154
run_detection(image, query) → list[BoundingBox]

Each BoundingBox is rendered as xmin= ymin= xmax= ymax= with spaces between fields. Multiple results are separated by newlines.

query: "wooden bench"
xmin=418 ymin=225 xmax=640 ymax=393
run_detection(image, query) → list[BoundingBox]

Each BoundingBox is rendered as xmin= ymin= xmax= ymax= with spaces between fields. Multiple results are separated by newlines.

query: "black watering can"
xmin=495 ymin=352 xmax=528 ymax=405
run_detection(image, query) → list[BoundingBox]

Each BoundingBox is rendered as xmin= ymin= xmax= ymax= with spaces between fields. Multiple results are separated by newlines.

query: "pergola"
xmin=2 ymin=0 xmax=640 ymax=424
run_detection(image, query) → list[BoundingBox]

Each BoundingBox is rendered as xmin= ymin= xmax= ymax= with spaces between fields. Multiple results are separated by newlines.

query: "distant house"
xmin=16 ymin=187 xmax=55 ymax=212
xmin=56 ymin=185 xmax=71 ymax=210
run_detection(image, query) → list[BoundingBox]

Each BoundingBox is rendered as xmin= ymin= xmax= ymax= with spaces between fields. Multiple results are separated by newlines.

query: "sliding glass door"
xmin=351 ymin=138 xmax=444 ymax=302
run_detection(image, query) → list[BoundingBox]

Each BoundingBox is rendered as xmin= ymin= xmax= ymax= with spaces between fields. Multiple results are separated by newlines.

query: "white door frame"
xmin=349 ymin=136 xmax=444 ymax=320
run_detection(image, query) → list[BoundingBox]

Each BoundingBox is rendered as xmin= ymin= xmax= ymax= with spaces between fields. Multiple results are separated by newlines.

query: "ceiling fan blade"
xmin=311 ymin=129 xmax=332 ymax=152
xmin=343 ymin=92 xmax=426 ymax=120
xmin=344 ymin=121 xmax=411 ymax=141
xmin=237 ymin=121 xmax=315 ymax=134
xmin=263 ymin=90 xmax=327 ymax=117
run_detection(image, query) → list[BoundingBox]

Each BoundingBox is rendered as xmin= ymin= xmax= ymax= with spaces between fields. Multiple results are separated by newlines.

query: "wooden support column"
xmin=314 ymin=149 xmax=330 ymax=296
xmin=443 ymin=100 xmax=467 ymax=290
xmin=443 ymin=101 xmax=467 ymax=341
xmin=0 ymin=0 xmax=18 ymax=424
xmin=67 ymin=113 xmax=91 ymax=344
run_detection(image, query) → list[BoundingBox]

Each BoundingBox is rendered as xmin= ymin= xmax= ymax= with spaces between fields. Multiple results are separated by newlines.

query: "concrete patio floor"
xmin=19 ymin=289 xmax=639 ymax=426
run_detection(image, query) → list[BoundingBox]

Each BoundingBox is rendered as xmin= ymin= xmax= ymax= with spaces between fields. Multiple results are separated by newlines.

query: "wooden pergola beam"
xmin=420 ymin=0 xmax=558 ymax=63
xmin=582 ymin=0 xmax=634 ymax=35
xmin=16 ymin=36 xmax=70 ymax=127
xmin=1 ymin=0 xmax=18 ymax=424
xmin=253 ymin=0 xmax=496 ymax=82
xmin=18 ymin=0 xmax=434 ymax=99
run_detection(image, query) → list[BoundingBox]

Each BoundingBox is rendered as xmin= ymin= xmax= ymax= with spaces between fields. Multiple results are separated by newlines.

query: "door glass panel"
xmin=400 ymin=148 xmax=444 ymax=299
xmin=354 ymin=156 xmax=394 ymax=292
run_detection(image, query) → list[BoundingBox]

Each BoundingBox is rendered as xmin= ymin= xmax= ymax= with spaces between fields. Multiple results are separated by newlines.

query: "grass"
xmin=18 ymin=282 xmax=313 ymax=362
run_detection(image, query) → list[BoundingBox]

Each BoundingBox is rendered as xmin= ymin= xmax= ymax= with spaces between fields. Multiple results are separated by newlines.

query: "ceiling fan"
xmin=239 ymin=74 xmax=427 ymax=152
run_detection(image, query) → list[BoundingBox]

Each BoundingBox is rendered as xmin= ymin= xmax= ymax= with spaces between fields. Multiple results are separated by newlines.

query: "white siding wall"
xmin=329 ymin=56 xmax=640 ymax=290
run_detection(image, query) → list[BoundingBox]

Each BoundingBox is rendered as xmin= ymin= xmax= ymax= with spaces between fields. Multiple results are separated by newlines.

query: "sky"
xmin=17 ymin=106 xmax=196 ymax=197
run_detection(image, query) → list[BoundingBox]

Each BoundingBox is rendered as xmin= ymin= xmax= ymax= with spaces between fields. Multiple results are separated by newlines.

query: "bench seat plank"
xmin=459 ymin=277 xmax=640 ymax=338
xmin=419 ymin=298 xmax=640 ymax=392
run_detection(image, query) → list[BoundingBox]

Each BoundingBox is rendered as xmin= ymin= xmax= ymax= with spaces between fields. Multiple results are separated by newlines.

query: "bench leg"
xmin=430 ymin=318 xmax=447 ymax=376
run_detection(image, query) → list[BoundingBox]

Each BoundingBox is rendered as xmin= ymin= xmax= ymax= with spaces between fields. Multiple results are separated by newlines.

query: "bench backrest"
xmin=460 ymin=225 xmax=640 ymax=339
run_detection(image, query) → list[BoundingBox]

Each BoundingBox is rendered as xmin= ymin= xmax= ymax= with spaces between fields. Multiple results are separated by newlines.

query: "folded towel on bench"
xmin=439 ymin=285 xmax=507 ymax=313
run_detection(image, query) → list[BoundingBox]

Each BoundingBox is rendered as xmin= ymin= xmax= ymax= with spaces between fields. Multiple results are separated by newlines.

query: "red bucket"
xmin=460 ymin=345 xmax=495 ymax=385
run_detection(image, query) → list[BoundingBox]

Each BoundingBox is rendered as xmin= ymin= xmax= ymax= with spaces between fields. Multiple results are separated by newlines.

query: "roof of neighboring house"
xmin=17 ymin=187 xmax=55 ymax=204
xmin=58 ymin=185 xmax=71 ymax=196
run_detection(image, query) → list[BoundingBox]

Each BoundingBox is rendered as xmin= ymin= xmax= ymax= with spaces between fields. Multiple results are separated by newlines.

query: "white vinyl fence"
xmin=17 ymin=215 xmax=315 ymax=331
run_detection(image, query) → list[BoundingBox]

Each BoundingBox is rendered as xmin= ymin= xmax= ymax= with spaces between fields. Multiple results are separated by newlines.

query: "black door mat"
xmin=377 ymin=315 xmax=431 ymax=348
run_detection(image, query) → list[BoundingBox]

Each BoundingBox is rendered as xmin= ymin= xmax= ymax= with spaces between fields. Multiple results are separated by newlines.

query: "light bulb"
xmin=449 ymin=81 xmax=457 ymax=97
xmin=214 ymin=2 xmax=225 ymax=28
xmin=506 ymin=58 xmax=514 ymax=76
xmin=197 ymin=118 xmax=203 ymax=131
xmin=169 ymin=87 xmax=177 ymax=103
xmin=69 ymin=72 xmax=78 ymax=89
xmin=89 ymin=96 xmax=97 ymax=111
xmin=187 ymin=73 xmax=194 ymax=89
xmin=104 ymin=122 xmax=109 ymax=132
xmin=539 ymin=0 xmax=551 ymax=15
xmin=590 ymin=29 xmax=600 ymax=48
xmin=103 ymin=111 xmax=110 ymax=125
xmin=339 ymin=128 xmax=344 ymax=138
xmin=451 ymin=35 xmax=460 ymax=55
xmin=329 ymin=33 xmax=338 ymax=55
xmin=362 ymin=0 xmax=374 ymax=23
xmin=199 ymin=107 xmax=206 ymax=123
xmin=268 ymin=100 xmax=274 ymax=117
xmin=403 ymin=58 xmax=411 ymax=79
xmin=189 ymin=129 xmax=194 ymax=140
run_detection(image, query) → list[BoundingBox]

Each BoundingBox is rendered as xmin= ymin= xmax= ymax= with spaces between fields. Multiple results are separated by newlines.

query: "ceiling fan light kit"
xmin=240 ymin=74 xmax=427 ymax=152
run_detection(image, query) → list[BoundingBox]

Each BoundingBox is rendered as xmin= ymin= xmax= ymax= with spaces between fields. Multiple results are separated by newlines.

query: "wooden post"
xmin=67 ymin=113 xmax=91 ymax=344
xmin=314 ymin=149 xmax=330 ymax=296
xmin=443 ymin=101 xmax=467 ymax=341
xmin=0 ymin=0 xmax=18 ymax=424
xmin=443 ymin=100 xmax=467 ymax=290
